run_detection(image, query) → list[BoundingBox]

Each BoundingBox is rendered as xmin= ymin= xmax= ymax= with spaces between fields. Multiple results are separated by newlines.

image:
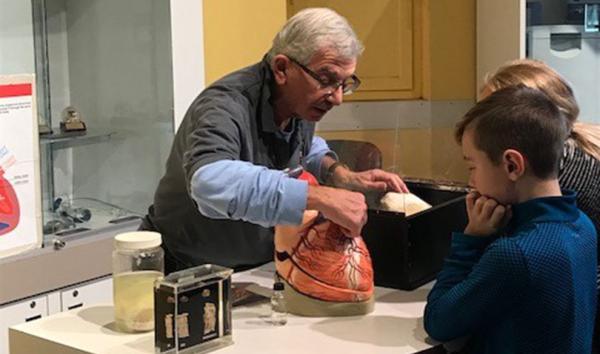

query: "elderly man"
xmin=141 ymin=8 xmax=407 ymax=273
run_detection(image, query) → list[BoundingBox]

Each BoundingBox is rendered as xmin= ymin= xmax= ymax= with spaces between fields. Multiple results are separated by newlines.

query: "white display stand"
xmin=0 ymin=74 xmax=42 ymax=258
xmin=9 ymin=264 xmax=440 ymax=354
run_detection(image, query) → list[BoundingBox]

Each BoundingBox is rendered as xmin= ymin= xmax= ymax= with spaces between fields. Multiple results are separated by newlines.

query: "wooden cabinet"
xmin=287 ymin=0 xmax=420 ymax=100
xmin=203 ymin=0 xmax=421 ymax=100
xmin=203 ymin=1 xmax=477 ymax=101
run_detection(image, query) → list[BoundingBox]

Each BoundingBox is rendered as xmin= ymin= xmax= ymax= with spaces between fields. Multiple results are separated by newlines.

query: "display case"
xmin=1 ymin=0 xmax=175 ymax=241
xmin=363 ymin=179 xmax=468 ymax=290
xmin=328 ymin=141 xmax=469 ymax=290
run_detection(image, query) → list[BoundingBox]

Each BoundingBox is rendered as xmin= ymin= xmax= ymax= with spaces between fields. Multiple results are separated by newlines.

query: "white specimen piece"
xmin=379 ymin=192 xmax=432 ymax=216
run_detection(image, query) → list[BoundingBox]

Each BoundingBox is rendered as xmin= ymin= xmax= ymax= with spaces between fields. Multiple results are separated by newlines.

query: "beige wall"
xmin=476 ymin=0 xmax=524 ymax=89
xmin=336 ymin=0 xmax=473 ymax=183
xmin=422 ymin=0 xmax=476 ymax=101
xmin=430 ymin=128 xmax=468 ymax=181
xmin=203 ymin=0 xmax=286 ymax=85
xmin=203 ymin=0 xmax=474 ymax=183
xmin=419 ymin=0 xmax=474 ymax=182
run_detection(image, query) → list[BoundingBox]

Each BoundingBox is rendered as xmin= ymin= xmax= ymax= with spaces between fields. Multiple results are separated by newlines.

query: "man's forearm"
xmin=303 ymin=136 xmax=337 ymax=181
xmin=321 ymin=154 xmax=353 ymax=188
xmin=321 ymin=154 xmax=337 ymax=181
xmin=190 ymin=160 xmax=308 ymax=227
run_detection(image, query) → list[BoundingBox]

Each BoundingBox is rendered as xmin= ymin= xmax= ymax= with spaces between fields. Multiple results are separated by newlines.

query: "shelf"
xmin=40 ymin=129 xmax=117 ymax=150
xmin=42 ymin=197 xmax=142 ymax=238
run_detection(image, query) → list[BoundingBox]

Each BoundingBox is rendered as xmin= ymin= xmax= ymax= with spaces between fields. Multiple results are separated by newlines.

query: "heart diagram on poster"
xmin=0 ymin=167 xmax=20 ymax=236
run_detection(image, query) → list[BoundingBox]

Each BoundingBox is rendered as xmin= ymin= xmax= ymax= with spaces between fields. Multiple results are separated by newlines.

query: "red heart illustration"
xmin=0 ymin=169 xmax=20 ymax=235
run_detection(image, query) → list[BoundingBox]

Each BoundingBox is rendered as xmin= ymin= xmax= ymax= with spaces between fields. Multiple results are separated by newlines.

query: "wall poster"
xmin=0 ymin=75 xmax=42 ymax=258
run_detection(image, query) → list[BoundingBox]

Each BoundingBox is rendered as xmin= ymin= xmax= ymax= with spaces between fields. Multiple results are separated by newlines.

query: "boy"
xmin=424 ymin=86 xmax=597 ymax=353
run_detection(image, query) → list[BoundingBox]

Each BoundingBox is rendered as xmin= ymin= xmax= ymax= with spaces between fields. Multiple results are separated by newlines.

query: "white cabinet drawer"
xmin=61 ymin=277 xmax=113 ymax=311
xmin=0 ymin=295 xmax=48 ymax=354
xmin=0 ymin=295 xmax=48 ymax=324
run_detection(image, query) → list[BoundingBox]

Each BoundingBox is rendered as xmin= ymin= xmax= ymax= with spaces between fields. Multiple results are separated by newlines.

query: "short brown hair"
xmin=456 ymin=85 xmax=569 ymax=179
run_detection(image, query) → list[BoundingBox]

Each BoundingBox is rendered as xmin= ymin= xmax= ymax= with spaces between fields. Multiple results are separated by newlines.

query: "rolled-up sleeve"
xmin=303 ymin=136 xmax=337 ymax=182
xmin=190 ymin=160 xmax=308 ymax=227
xmin=182 ymin=95 xmax=245 ymax=187
xmin=183 ymin=93 xmax=311 ymax=227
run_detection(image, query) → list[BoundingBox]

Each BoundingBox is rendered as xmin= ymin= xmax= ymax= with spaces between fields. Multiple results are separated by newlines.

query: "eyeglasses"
xmin=288 ymin=56 xmax=361 ymax=95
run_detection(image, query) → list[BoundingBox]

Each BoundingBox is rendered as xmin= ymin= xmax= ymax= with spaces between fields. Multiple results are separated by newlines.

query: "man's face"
xmin=286 ymin=49 xmax=357 ymax=122
xmin=462 ymin=129 xmax=515 ymax=205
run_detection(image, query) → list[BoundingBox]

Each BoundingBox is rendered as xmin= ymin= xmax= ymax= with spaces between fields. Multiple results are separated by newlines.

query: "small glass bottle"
xmin=269 ymin=282 xmax=288 ymax=326
xmin=112 ymin=231 xmax=164 ymax=332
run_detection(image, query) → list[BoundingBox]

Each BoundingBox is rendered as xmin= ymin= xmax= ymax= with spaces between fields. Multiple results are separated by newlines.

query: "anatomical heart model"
xmin=274 ymin=170 xmax=374 ymax=316
xmin=0 ymin=167 xmax=20 ymax=236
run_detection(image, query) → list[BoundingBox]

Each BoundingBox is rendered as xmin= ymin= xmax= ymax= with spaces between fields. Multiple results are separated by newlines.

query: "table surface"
xmin=10 ymin=263 xmax=438 ymax=354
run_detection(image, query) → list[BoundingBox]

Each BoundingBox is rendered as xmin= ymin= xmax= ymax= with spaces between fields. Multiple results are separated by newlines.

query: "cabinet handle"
xmin=25 ymin=315 xmax=42 ymax=322
xmin=68 ymin=303 xmax=83 ymax=310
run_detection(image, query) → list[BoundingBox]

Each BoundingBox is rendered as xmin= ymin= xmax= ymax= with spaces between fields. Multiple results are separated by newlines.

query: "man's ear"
xmin=503 ymin=149 xmax=525 ymax=181
xmin=272 ymin=55 xmax=290 ymax=85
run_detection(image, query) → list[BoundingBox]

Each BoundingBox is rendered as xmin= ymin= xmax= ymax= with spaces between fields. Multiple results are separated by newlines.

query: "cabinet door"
xmin=61 ymin=277 xmax=113 ymax=311
xmin=0 ymin=295 xmax=48 ymax=354
xmin=288 ymin=0 xmax=417 ymax=100
xmin=47 ymin=291 xmax=61 ymax=315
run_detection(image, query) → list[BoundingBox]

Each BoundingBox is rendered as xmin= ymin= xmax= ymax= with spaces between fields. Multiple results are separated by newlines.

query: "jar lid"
xmin=114 ymin=231 xmax=162 ymax=250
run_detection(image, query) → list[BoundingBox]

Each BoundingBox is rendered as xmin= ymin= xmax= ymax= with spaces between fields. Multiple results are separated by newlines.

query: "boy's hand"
xmin=463 ymin=192 xmax=512 ymax=237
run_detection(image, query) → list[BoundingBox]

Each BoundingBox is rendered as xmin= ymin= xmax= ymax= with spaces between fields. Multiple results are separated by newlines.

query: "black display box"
xmin=362 ymin=179 xmax=468 ymax=290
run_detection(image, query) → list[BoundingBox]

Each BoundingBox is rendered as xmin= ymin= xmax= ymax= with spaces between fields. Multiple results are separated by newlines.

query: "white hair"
xmin=266 ymin=8 xmax=364 ymax=65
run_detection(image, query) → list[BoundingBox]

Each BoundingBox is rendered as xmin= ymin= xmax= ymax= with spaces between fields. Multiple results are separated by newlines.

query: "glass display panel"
xmin=1 ymin=0 xmax=174 ymax=239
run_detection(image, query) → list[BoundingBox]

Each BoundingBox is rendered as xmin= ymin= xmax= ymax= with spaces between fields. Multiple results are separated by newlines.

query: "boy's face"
xmin=462 ymin=129 xmax=516 ymax=205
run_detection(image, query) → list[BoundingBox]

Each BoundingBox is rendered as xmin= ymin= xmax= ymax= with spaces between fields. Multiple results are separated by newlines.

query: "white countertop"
xmin=9 ymin=263 xmax=438 ymax=354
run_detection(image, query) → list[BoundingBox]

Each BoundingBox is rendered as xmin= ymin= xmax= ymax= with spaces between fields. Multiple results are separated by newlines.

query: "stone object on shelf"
xmin=60 ymin=106 xmax=86 ymax=133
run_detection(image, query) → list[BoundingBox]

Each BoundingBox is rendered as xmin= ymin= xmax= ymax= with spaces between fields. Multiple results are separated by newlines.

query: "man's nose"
xmin=326 ymin=86 xmax=344 ymax=106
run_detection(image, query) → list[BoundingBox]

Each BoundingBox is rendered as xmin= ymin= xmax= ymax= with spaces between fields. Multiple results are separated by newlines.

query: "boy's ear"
xmin=503 ymin=149 xmax=525 ymax=181
xmin=272 ymin=55 xmax=290 ymax=85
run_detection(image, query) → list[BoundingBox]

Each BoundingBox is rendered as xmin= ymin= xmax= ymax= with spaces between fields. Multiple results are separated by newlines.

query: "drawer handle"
xmin=25 ymin=315 xmax=42 ymax=322
xmin=68 ymin=303 xmax=83 ymax=310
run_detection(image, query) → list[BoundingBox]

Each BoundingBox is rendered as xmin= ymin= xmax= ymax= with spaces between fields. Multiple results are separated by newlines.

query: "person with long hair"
xmin=482 ymin=58 xmax=600 ymax=235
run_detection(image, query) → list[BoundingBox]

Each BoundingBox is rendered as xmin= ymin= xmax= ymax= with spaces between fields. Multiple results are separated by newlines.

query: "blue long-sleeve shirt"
xmin=424 ymin=191 xmax=597 ymax=354
xmin=190 ymin=136 xmax=334 ymax=227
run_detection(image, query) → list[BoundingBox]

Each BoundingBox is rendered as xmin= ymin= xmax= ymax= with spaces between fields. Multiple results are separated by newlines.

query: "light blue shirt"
xmin=190 ymin=136 xmax=335 ymax=227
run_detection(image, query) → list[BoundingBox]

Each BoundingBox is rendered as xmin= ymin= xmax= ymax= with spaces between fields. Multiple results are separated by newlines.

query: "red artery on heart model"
xmin=0 ymin=167 xmax=20 ymax=236
xmin=275 ymin=170 xmax=374 ymax=303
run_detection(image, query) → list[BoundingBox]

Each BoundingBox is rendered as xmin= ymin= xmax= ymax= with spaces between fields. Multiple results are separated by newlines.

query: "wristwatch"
xmin=324 ymin=161 xmax=349 ymax=185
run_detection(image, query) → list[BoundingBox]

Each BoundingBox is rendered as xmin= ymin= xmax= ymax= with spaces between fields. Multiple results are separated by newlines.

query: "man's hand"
xmin=307 ymin=185 xmax=367 ymax=238
xmin=463 ymin=192 xmax=512 ymax=237
xmin=332 ymin=167 xmax=409 ymax=193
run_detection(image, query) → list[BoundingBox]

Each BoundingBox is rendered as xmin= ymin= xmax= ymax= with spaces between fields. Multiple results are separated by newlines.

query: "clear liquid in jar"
xmin=113 ymin=270 xmax=162 ymax=332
